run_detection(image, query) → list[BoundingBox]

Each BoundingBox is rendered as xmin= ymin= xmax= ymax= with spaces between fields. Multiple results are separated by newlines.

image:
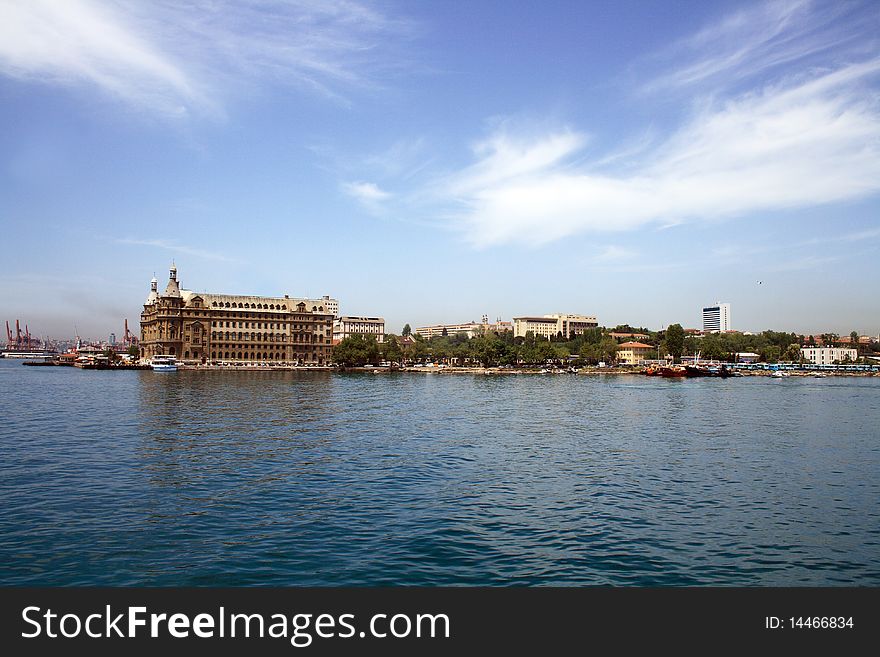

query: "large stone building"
xmin=140 ymin=265 xmax=336 ymax=366
xmin=512 ymin=314 xmax=598 ymax=339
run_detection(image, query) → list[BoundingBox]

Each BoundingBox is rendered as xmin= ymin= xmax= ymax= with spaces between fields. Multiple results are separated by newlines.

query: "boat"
xmin=151 ymin=355 xmax=178 ymax=372
xmin=659 ymin=366 xmax=687 ymax=378
xmin=1 ymin=350 xmax=57 ymax=359
xmin=771 ymin=370 xmax=789 ymax=378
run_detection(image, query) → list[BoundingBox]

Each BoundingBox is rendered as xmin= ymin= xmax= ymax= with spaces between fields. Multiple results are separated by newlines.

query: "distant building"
xmin=800 ymin=347 xmax=858 ymax=365
xmin=512 ymin=314 xmax=598 ymax=340
xmin=415 ymin=320 xmax=511 ymax=339
xmin=140 ymin=264 xmax=334 ymax=365
xmin=702 ymin=303 xmax=731 ymax=333
xmin=321 ymin=296 xmax=339 ymax=317
xmin=333 ymin=316 xmax=385 ymax=343
xmin=609 ymin=331 xmax=649 ymax=341
xmin=617 ymin=342 xmax=654 ymax=365
xmin=108 ymin=333 xmax=116 ymax=346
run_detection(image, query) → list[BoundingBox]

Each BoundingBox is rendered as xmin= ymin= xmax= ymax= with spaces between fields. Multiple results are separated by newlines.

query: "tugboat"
xmin=150 ymin=355 xmax=178 ymax=372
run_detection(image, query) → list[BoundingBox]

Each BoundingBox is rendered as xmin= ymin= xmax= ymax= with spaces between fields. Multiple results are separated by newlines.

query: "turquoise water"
xmin=1 ymin=360 xmax=878 ymax=585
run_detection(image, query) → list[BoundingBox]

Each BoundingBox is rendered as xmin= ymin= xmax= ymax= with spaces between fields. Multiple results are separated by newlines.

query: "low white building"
xmin=800 ymin=346 xmax=857 ymax=365
xmin=333 ymin=316 xmax=385 ymax=343
xmin=415 ymin=321 xmax=511 ymax=339
xmin=513 ymin=314 xmax=598 ymax=339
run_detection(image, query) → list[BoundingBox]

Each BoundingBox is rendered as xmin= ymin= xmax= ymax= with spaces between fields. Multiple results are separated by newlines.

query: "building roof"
xmin=618 ymin=341 xmax=653 ymax=349
xmin=513 ymin=316 xmax=559 ymax=323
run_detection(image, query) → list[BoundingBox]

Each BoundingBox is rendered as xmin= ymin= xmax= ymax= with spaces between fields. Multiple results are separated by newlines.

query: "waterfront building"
xmin=617 ymin=341 xmax=654 ymax=365
xmin=702 ymin=303 xmax=731 ymax=333
xmin=333 ymin=316 xmax=385 ymax=343
xmin=140 ymin=264 xmax=335 ymax=365
xmin=512 ymin=314 xmax=598 ymax=340
xmin=800 ymin=346 xmax=858 ymax=365
xmin=735 ymin=352 xmax=760 ymax=364
xmin=415 ymin=320 xmax=512 ymax=339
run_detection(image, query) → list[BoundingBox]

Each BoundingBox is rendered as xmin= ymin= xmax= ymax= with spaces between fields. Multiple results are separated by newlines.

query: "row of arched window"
xmin=211 ymin=301 xmax=289 ymax=310
xmin=207 ymin=300 xmax=326 ymax=312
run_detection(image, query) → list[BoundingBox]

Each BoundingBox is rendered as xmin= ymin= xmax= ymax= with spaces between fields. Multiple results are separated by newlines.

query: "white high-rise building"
xmin=702 ymin=303 xmax=731 ymax=333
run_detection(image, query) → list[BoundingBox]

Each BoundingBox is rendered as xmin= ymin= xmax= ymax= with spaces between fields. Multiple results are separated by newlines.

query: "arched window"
xmin=225 ymin=302 xmax=230 ymax=308
xmin=211 ymin=352 xmax=216 ymax=359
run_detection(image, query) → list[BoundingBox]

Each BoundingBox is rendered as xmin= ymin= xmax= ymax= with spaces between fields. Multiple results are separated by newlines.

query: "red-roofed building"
xmin=617 ymin=341 xmax=655 ymax=365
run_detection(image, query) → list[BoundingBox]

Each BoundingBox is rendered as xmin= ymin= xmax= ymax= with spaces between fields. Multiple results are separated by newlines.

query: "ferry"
xmin=150 ymin=355 xmax=178 ymax=372
xmin=1 ymin=349 xmax=57 ymax=360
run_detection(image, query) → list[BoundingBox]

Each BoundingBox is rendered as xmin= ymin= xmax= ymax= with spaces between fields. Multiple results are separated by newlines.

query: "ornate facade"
xmin=140 ymin=265 xmax=335 ymax=366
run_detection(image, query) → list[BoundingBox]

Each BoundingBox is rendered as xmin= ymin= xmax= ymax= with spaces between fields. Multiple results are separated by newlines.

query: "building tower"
xmin=702 ymin=302 xmax=731 ymax=333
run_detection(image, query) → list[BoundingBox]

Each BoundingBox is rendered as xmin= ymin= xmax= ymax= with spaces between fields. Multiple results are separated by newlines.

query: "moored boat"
xmin=151 ymin=355 xmax=178 ymax=372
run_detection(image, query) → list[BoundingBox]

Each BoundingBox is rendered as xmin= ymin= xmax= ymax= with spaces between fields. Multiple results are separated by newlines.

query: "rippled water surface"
xmin=1 ymin=360 xmax=878 ymax=585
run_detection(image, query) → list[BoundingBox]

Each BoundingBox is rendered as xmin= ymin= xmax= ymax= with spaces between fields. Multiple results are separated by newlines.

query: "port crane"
xmin=5 ymin=319 xmax=39 ymax=350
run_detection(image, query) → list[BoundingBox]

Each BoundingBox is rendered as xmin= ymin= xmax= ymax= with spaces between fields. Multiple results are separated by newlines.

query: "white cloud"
xmin=437 ymin=58 xmax=880 ymax=247
xmin=595 ymin=246 xmax=636 ymax=262
xmin=0 ymin=0 xmax=411 ymax=116
xmin=116 ymin=238 xmax=237 ymax=262
xmin=343 ymin=181 xmax=391 ymax=203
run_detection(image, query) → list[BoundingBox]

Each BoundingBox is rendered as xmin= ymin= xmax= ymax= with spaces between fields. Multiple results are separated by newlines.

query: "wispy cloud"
xmin=342 ymin=181 xmax=391 ymax=214
xmin=116 ymin=238 xmax=238 ymax=263
xmin=767 ymin=254 xmax=840 ymax=272
xmin=0 ymin=0 xmax=413 ymax=116
xmin=639 ymin=0 xmax=874 ymax=95
xmin=595 ymin=245 xmax=637 ymax=262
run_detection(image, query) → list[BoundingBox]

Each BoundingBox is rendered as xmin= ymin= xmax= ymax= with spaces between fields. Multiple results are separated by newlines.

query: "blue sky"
xmin=1 ymin=0 xmax=879 ymax=340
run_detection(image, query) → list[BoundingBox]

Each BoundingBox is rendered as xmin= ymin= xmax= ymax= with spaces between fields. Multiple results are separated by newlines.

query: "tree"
xmin=402 ymin=324 xmax=412 ymax=337
xmin=127 ymin=345 xmax=140 ymax=359
xmin=851 ymin=331 xmax=860 ymax=352
xmin=332 ymin=335 xmax=380 ymax=367
xmin=665 ymin=324 xmax=685 ymax=363
xmin=782 ymin=343 xmax=801 ymax=363
xmin=382 ymin=335 xmax=402 ymax=366
xmin=761 ymin=345 xmax=782 ymax=363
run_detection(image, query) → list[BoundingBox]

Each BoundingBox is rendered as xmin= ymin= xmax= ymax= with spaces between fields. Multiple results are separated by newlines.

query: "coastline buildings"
xmin=800 ymin=346 xmax=858 ymax=365
xmin=333 ymin=316 xmax=385 ymax=343
xmin=702 ymin=303 xmax=731 ymax=333
xmin=512 ymin=314 xmax=598 ymax=339
xmin=140 ymin=264 xmax=336 ymax=365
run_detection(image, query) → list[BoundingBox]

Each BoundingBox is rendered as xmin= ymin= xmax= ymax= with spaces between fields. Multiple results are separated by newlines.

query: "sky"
xmin=1 ymin=0 xmax=879 ymax=340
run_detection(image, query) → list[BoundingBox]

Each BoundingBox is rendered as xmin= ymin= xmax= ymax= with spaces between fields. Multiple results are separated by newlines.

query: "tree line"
xmin=332 ymin=323 xmax=877 ymax=368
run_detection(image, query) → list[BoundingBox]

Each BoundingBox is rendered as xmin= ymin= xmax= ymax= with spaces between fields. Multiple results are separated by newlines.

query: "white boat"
xmin=150 ymin=355 xmax=178 ymax=372
xmin=771 ymin=370 xmax=789 ymax=378
xmin=1 ymin=350 xmax=57 ymax=359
